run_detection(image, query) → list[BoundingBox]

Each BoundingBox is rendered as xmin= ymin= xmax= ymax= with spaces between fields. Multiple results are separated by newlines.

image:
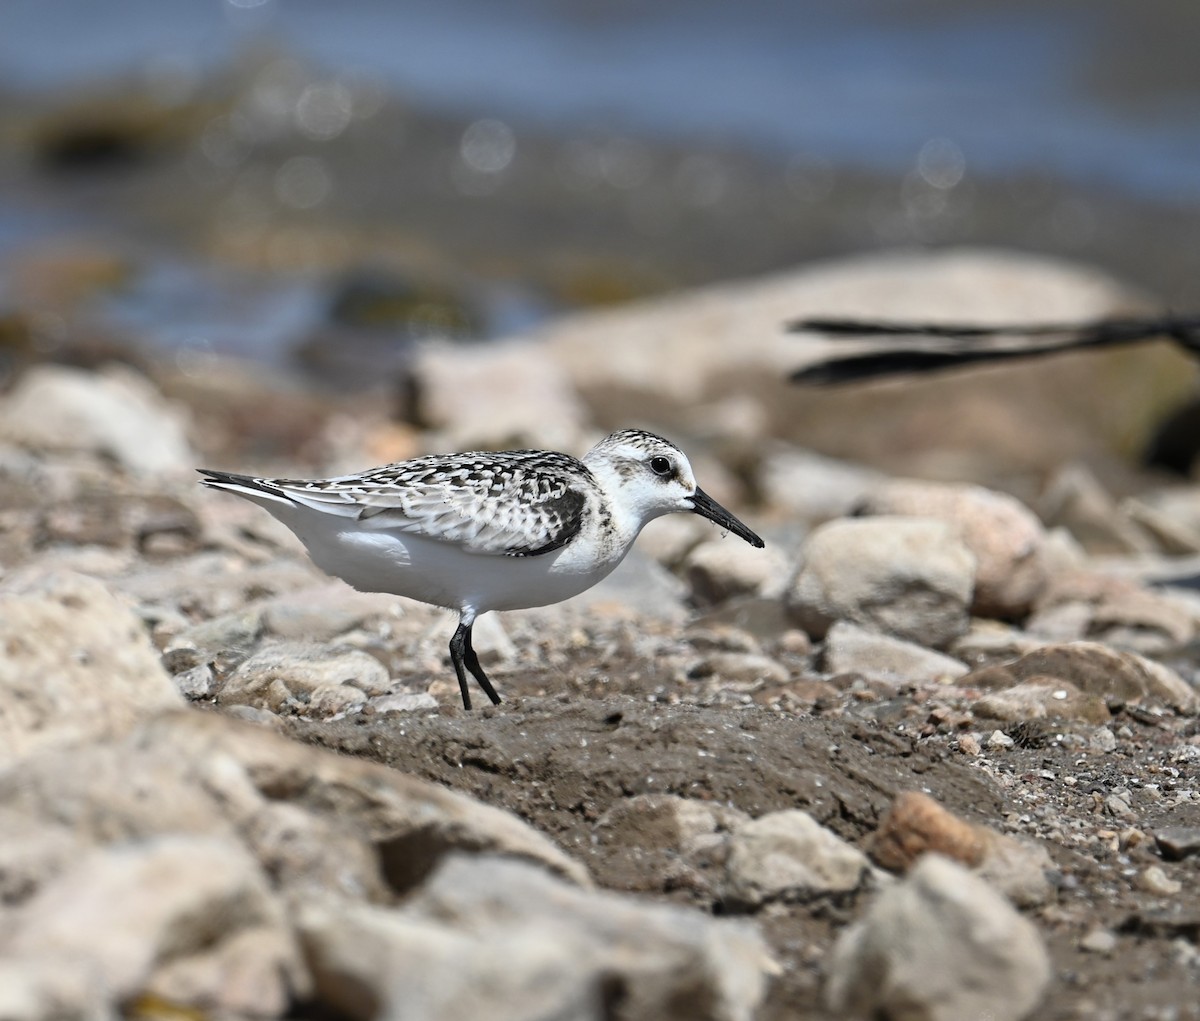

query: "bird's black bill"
xmin=689 ymin=488 xmax=764 ymax=548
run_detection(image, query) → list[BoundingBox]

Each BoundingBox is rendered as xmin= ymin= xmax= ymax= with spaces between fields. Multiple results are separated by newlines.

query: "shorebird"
xmin=788 ymin=313 xmax=1200 ymax=474
xmin=200 ymin=428 xmax=764 ymax=709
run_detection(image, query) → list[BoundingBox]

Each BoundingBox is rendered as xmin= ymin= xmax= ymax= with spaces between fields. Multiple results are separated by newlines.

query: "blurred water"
xmin=2 ymin=0 xmax=1199 ymax=203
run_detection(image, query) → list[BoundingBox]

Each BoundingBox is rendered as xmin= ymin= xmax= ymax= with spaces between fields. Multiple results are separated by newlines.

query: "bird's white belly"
xmin=292 ymin=516 xmax=625 ymax=614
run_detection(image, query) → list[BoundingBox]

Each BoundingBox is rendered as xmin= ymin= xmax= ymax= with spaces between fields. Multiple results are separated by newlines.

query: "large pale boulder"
xmin=786 ymin=517 xmax=975 ymax=648
xmin=537 ymin=248 xmax=1170 ymax=477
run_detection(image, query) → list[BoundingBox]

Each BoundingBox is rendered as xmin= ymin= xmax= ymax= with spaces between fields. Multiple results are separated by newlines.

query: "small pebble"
xmin=173 ymin=663 xmax=215 ymax=700
xmin=957 ymin=733 xmax=981 ymax=756
xmin=1104 ymin=793 xmax=1136 ymax=821
xmin=988 ymin=730 xmax=1015 ymax=749
xmin=371 ymin=692 xmax=439 ymax=714
xmin=1079 ymin=928 xmax=1118 ymax=954
xmin=1136 ymin=865 xmax=1182 ymax=896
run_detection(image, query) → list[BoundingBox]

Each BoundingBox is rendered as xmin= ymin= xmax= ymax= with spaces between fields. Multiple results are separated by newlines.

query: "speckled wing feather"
xmin=254 ymin=451 xmax=591 ymax=557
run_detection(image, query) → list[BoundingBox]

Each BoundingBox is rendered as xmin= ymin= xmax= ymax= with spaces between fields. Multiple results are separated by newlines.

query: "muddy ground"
xmin=281 ymin=654 xmax=1200 ymax=1021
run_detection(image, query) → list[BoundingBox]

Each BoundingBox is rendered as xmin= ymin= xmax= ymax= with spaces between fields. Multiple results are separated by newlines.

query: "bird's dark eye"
xmin=649 ymin=455 xmax=672 ymax=476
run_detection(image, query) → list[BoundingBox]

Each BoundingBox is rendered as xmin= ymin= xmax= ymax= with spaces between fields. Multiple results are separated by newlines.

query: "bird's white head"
xmin=583 ymin=429 xmax=764 ymax=547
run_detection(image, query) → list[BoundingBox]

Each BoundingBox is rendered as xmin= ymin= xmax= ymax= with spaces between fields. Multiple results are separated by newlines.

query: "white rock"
xmin=757 ymin=445 xmax=886 ymax=522
xmin=636 ymin=514 xmax=712 ymax=569
xmin=544 ymin=248 xmax=1140 ymax=409
xmin=297 ymin=853 xmax=778 ymax=1021
xmin=0 ymin=364 xmax=194 ymax=475
xmin=371 ymin=692 xmax=439 ymax=714
xmin=786 ymin=517 xmax=975 ymax=648
xmin=525 ymin=549 xmax=688 ymax=624
xmin=417 ymin=854 xmax=774 ymax=1020
xmin=824 ymin=854 xmax=1051 ymax=1021
xmin=470 ymin=611 xmax=517 ymax=665
xmin=224 ymin=642 xmax=393 ymax=710
xmin=683 ymin=538 xmax=789 ymax=608
xmin=0 ymin=957 xmax=106 ymax=1021
xmin=822 ymin=621 xmax=969 ymax=683
xmin=4 ymin=836 xmax=305 ymax=1017
xmin=1136 ymin=865 xmax=1182 ymax=896
xmin=537 ymin=249 xmax=1161 ymax=480
xmin=0 ymin=570 xmax=182 ymax=768
xmin=858 ymin=479 xmax=1048 ymax=618
xmin=414 ymin=337 xmax=587 ymax=452
xmin=724 ymin=810 xmax=872 ymax=909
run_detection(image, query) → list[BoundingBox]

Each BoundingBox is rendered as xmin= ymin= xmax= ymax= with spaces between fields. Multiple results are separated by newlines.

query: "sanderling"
xmin=199 ymin=428 xmax=764 ymax=709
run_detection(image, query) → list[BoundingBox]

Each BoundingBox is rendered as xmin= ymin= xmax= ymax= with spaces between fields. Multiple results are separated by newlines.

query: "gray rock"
xmin=757 ymin=445 xmax=886 ymax=522
xmin=687 ymin=652 xmax=790 ymax=687
xmin=690 ymin=597 xmax=795 ymax=643
xmin=0 ymin=957 xmax=109 ymax=1021
xmin=545 ymin=249 xmax=1142 ymax=462
xmin=413 ymin=337 xmax=587 ymax=452
xmin=3 ymin=835 xmax=306 ymax=1017
xmin=526 ymin=549 xmax=688 ymax=624
xmin=172 ymin=663 xmax=216 ymax=700
xmin=1039 ymin=464 xmax=1157 ymax=555
xmin=1154 ymin=826 xmax=1200 ymax=861
xmin=0 ymin=710 xmax=588 ymax=904
xmin=144 ymin=712 xmax=591 ymax=889
xmin=305 ymin=683 xmax=369 ymax=719
xmin=636 ymin=514 xmax=711 ymax=570
xmin=976 ymin=833 xmax=1056 ymax=910
xmin=822 ymin=621 xmax=969 ymax=683
xmin=974 ymin=681 xmax=1111 ymax=725
xmin=0 ymin=364 xmax=194 ymax=475
xmin=0 ymin=570 xmax=183 ymax=768
xmin=376 ymin=854 xmax=774 ymax=1021
xmin=0 ymin=810 xmax=87 ymax=906
xmin=995 ymin=641 xmax=1198 ymax=713
xmin=824 ymin=854 xmax=1051 ymax=1021
xmin=724 ymin=810 xmax=872 ymax=909
xmin=785 ymin=517 xmax=975 ymax=648
xmin=858 ymin=479 xmax=1048 ymax=618
xmin=597 ymin=794 xmax=750 ymax=857
xmin=470 ymin=612 xmax=517 ymax=665
xmin=1027 ymin=570 xmax=1196 ymax=654
xmin=224 ymin=642 xmax=393 ymax=711
xmin=164 ymin=608 xmax=264 ymax=666
xmin=260 ymin=584 xmax=401 ymax=642
xmin=683 ymin=538 xmax=789 ymax=608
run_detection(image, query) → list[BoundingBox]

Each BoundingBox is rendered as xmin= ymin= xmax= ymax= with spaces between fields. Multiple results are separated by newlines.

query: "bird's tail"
xmin=197 ymin=469 xmax=298 ymax=509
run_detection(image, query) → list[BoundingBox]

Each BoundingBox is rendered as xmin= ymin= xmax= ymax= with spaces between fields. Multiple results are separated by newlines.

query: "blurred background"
xmin=2 ymin=0 xmax=1200 ymax=484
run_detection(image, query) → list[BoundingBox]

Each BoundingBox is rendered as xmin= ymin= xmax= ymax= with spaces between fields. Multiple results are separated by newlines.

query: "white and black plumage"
xmin=788 ymin=314 xmax=1200 ymax=385
xmin=788 ymin=314 xmax=1200 ymax=474
xmin=199 ymin=429 xmax=764 ymax=709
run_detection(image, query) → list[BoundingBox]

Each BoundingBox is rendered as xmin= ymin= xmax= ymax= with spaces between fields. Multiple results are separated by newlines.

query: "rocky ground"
xmin=0 ymin=248 xmax=1198 ymax=1020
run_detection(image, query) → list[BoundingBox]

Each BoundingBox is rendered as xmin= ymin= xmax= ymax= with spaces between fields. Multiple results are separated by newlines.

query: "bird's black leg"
xmin=449 ymin=623 xmax=474 ymax=710
xmin=449 ymin=621 xmax=502 ymax=709
xmin=463 ymin=628 xmax=502 ymax=706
